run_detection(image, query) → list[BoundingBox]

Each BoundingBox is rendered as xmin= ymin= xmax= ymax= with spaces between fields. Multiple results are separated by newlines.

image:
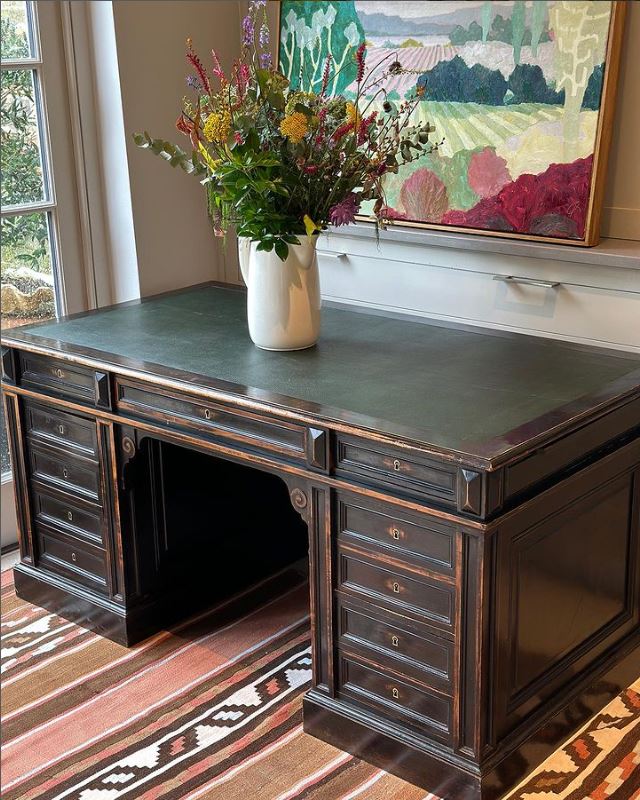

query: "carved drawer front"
xmin=19 ymin=352 xmax=110 ymax=408
xmin=336 ymin=435 xmax=458 ymax=507
xmin=338 ymin=654 xmax=453 ymax=745
xmin=36 ymin=524 xmax=108 ymax=594
xmin=24 ymin=401 xmax=98 ymax=457
xmin=31 ymin=486 xmax=104 ymax=546
xmin=338 ymin=599 xmax=454 ymax=693
xmin=28 ymin=443 xmax=101 ymax=503
xmin=337 ymin=497 xmax=455 ymax=577
xmin=338 ymin=546 xmax=455 ymax=633
xmin=116 ymin=378 xmax=312 ymax=463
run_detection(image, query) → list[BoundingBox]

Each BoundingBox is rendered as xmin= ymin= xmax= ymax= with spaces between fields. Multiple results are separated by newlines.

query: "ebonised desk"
xmin=2 ymin=284 xmax=639 ymax=799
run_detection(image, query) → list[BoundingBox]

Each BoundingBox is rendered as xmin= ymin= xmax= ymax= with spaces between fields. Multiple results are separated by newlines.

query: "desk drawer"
xmin=336 ymin=435 xmax=457 ymax=507
xmin=24 ymin=402 xmax=98 ymax=456
xmin=338 ymin=547 xmax=455 ymax=632
xmin=32 ymin=486 xmax=104 ymax=546
xmin=36 ymin=525 xmax=108 ymax=593
xmin=338 ymin=496 xmax=455 ymax=576
xmin=19 ymin=352 xmax=109 ymax=407
xmin=116 ymin=378 xmax=307 ymax=461
xmin=28 ymin=443 xmax=101 ymax=503
xmin=339 ymin=654 xmax=453 ymax=744
xmin=338 ymin=599 xmax=454 ymax=692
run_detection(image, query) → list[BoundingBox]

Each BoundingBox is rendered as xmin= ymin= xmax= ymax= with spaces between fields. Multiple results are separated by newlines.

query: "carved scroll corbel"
xmin=286 ymin=481 xmax=311 ymax=525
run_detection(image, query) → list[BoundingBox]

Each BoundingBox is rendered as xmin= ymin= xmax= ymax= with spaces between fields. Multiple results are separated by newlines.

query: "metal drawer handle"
xmin=393 ymin=459 xmax=401 ymax=472
xmin=392 ymin=687 xmax=399 ymax=699
xmin=55 ymin=368 xmax=65 ymax=379
xmin=316 ymin=250 xmax=346 ymax=259
xmin=71 ymin=552 xmax=77 ymax=562
xmin=67 ymin=511 xmax=73 ymax=522
xmin=391 ymin=635 xmax=399 ymax=648
xmin=392 ymin=581 xmax=400 ymax=594
xmin=62 ymin=468 xmax=69 ymax=479
xmin=493 ymin=275 xmax=560 ymax=289
xmin=58 ymin=424 xmax=65 ymax=436
xmin=391 ymin=527 xmax=400 ymax=540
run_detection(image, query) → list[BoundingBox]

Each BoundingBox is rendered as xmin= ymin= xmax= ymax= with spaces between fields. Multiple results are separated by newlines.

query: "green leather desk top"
xmin=4 ymin=285 xmax=639 ymax=464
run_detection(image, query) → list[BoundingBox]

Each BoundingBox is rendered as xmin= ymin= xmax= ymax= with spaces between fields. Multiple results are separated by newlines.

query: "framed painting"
xmin=277 ymin=1 xmax=626 ymax=246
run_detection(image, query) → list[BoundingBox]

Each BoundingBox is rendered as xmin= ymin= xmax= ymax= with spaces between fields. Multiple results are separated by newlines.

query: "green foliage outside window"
xmin=1 ymin=12 xmax=50 ymax=273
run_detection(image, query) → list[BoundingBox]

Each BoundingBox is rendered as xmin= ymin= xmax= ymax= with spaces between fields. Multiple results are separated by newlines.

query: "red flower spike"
xmin=355 ymin=43 xmax=366 ymax=84
xmin=332 ymin=121 xmax=355 ymax=142
xmin=211 ymin=49 xmax=225 ymax=82
xmin=321 ymin=55 xmax=332 ymax=96
xmin=186 ymin=43 xmax=211 ymax=95
xmin=357 ymin=111 xmax=377 ymax=145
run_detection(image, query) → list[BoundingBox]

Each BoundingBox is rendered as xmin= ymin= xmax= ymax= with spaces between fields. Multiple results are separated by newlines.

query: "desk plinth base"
xmin=303 ymin=637 xmax=640 ymax=800
xmin=13 ymin=564 xmax=154 ymax=646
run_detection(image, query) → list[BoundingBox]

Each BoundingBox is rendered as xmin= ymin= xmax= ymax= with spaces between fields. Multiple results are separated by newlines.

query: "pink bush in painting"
xmin=442 ymin=155 xmax=593 ymax=238
xmin=400 ymin=168 xmax=449 ymax=222
xmin=467 ymin=148 xmax=511 ymax=199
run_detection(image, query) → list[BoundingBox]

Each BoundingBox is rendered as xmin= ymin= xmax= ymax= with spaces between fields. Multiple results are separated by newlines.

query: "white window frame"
xmin=2 ymin=1 xmax=93 ymax=547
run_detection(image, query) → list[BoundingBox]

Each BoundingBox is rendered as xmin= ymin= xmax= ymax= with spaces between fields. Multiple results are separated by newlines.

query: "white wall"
xmin=111 ymin=0 xmax=241 ymax=298
xmin=602 ymin=1 xmax=640 ymax=241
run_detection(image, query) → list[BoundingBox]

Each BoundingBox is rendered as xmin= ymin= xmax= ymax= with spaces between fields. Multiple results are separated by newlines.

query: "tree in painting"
xmin=279 ymin=0 xmax=617 ymax=242
xmin=549 ymin=1 xmax=611 ymax=159
xmin=279 ymin=1 xmax=365 ymax=95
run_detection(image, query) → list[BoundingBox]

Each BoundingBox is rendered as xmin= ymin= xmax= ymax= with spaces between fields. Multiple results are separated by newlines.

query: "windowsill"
xmin=326 ymin=222 xmax=640 ymax=271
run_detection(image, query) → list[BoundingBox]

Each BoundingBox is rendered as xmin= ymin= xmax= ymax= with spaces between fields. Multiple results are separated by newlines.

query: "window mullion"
xmin=1 ymin=200 xmax=57 ymax=217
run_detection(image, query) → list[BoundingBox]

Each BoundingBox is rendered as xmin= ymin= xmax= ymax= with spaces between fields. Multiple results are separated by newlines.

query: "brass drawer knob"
xmin=66 ymin=510 xmax=73 ymax=522
xmin=71 ymin=552 xmax=77 ymax=562
xmin=392 ymin=581 xmax=400 ymax=594
xmin=391 ymin=527 xmax=400 ymax=540
xmin=392 ymin=687 xmax=399 ymax=699
xmin=393 ymin=459 xmax=401 ymax=472
xmin=391 ymin=635 xmax=399 ymax=648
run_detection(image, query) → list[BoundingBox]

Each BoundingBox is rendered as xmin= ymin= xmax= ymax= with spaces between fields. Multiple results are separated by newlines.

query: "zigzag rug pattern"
xmin=1 ymin=566 xmax=638 ymax=799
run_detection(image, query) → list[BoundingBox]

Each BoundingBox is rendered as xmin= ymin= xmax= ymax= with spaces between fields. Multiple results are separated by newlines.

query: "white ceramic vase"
xmin=238 ymin=237 xmax=321 ymax=351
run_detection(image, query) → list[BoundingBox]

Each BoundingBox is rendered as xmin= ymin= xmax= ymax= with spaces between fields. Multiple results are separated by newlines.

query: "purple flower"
xmin=260 ymin=52 xmax=272 ymax=68
xmin=186 ymin=74 xmax=203 ymax=91
xmin=259 ymin=23 xmax=270 ymax=47
xmin=242 ymin=14 xmax=254 ymax=47
xmin=330 ymin=194 xmax=359 ymax=227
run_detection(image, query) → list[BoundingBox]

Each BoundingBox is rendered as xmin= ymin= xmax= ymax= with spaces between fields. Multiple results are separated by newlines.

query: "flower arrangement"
xmin=134 ymin=0 xmax=439 ymax=260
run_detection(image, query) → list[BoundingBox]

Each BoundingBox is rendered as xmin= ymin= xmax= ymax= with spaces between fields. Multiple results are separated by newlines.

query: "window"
xmin=1 ymin=1 xmax=88 ymax=543
xmin=2 ymin=1 xmax=58 ymax=331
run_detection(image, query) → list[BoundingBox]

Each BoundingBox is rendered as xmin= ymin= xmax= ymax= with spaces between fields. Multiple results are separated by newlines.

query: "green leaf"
xmin=274 ymin=239 xmax=289 ymax=261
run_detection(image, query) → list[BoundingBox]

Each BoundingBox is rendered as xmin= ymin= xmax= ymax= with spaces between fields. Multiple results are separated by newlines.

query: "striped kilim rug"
xmin=1 ymin=565 xmax=639 ymax=800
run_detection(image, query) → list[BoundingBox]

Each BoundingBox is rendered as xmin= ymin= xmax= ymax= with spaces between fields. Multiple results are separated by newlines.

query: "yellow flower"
xmin=203 ymin=110 xmax=231 ymax=144
xmin=345 ymin=101 xmax=361 ymax=127
xmin=279 ymin=112 xmax=308 ymax=143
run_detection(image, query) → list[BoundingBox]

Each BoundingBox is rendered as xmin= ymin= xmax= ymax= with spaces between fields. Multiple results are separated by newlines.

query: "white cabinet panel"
xmin=318 ymin=247 xmax=640 ymax=351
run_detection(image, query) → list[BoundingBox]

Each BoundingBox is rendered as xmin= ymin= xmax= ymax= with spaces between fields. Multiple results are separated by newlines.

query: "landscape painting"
xmin=278 ymin=1 xmax=624 ymax=245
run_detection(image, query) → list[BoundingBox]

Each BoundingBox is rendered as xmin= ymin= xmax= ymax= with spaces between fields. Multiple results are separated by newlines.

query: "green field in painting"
xmin=413 ymin=101 xmax=564 ymax=157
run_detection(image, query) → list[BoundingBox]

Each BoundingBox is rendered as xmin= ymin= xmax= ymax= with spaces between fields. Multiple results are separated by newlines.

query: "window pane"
xmin=1 ymin=1 xmax=34 ymax=60
xmin=1 ymin=211 xmax=55 ymax=330
xmin=1 ymin=68 xmax=47 ymax=206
